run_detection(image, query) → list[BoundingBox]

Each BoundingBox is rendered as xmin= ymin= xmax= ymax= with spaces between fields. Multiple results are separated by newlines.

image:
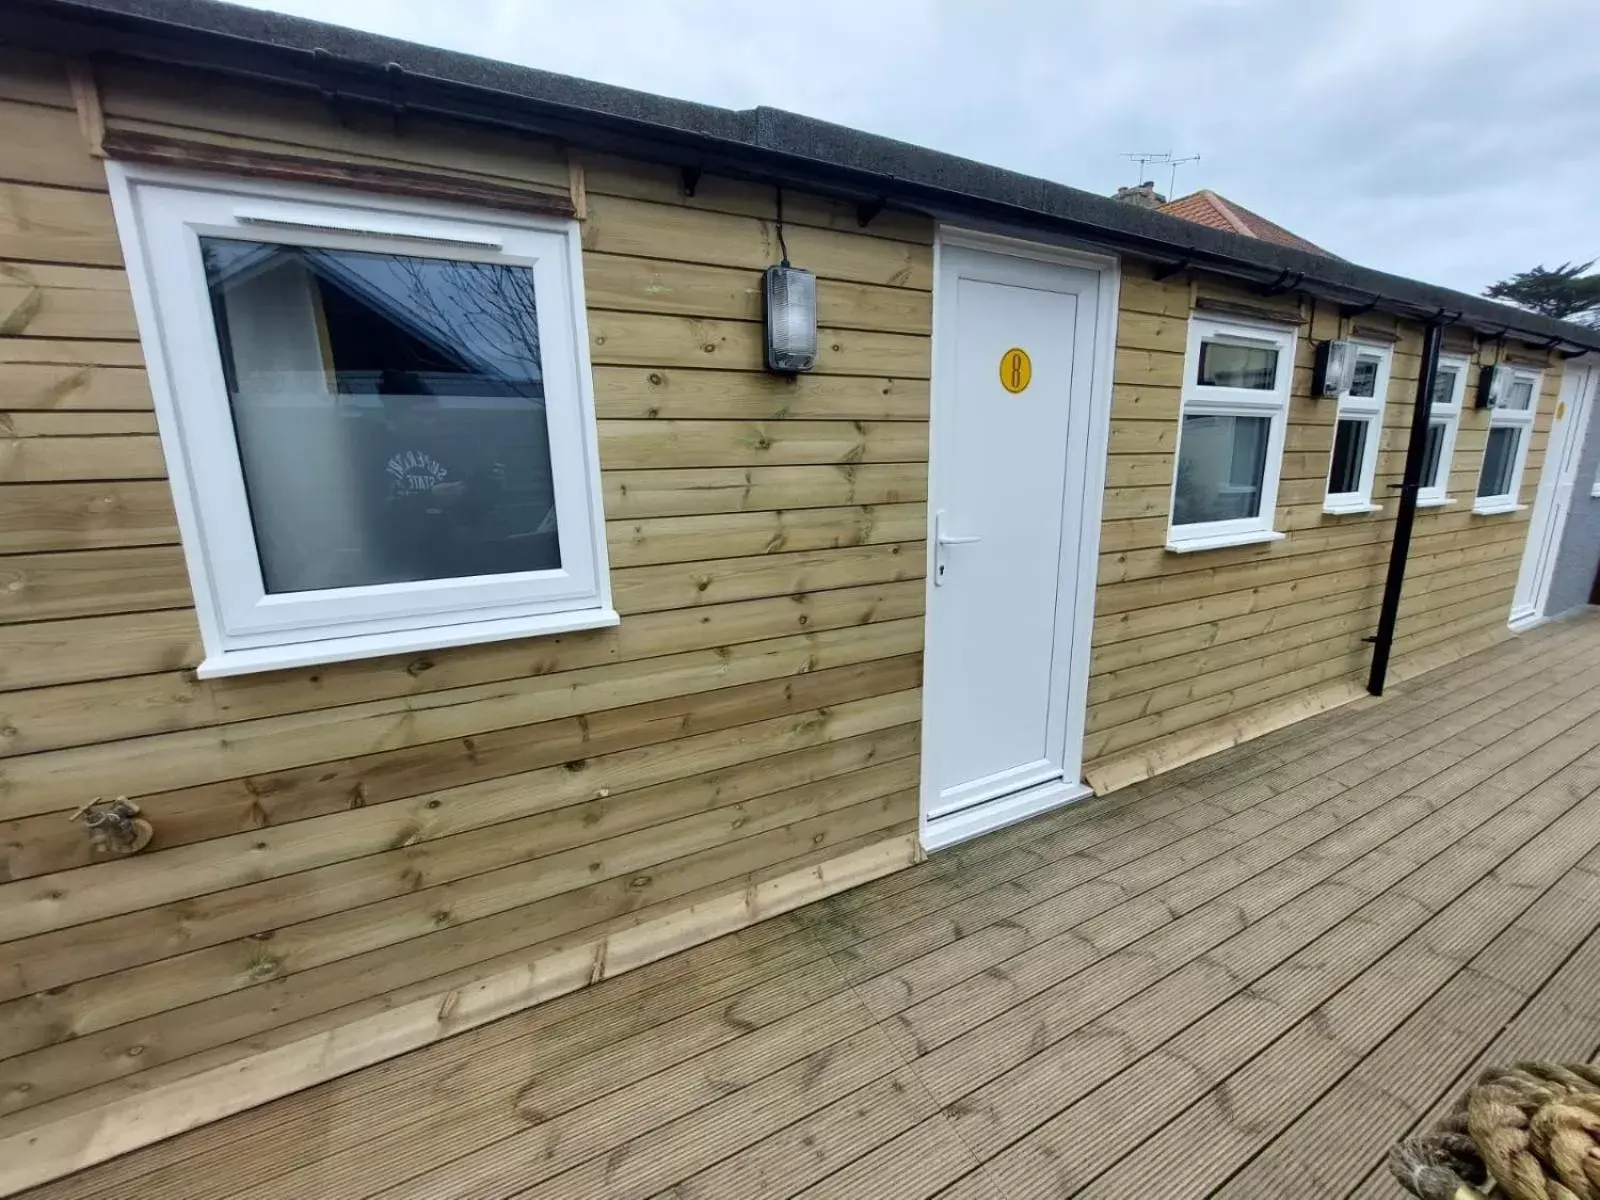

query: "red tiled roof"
xmin=1158 ymin=190 xmax=1335 ymax=258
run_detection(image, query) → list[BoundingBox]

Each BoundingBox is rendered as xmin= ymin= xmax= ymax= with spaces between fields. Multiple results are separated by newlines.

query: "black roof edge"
xmin=16 ymin=0 xmax=1600 ymax=356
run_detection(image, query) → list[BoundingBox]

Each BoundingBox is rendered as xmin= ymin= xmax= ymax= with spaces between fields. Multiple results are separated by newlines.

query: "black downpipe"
xmin=1366 ymin=319 xmax=1446 ymax=695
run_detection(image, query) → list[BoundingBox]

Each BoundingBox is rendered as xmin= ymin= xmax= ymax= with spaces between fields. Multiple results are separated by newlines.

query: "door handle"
xmin=933 ymin=511 xmax=980 ymax=586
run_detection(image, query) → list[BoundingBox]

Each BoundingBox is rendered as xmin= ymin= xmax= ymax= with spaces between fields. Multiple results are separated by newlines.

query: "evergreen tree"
xmin=1484 ymin=261 xmax=1600 ymax=327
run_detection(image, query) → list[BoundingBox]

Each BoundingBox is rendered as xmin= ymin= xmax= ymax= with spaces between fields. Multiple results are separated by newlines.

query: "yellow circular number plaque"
xmin=999 ymin=347 xmax=1032 ymax=394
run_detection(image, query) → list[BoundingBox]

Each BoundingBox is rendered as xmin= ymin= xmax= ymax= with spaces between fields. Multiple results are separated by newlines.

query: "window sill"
xmin=197 ymin=607 xmax=622 ymax=679
xmin=1415 ymin=496 xmax=1456 ymax=509
xmin=1165 ymin=529 xmax=1287 ymax=554
xmin=1470 ymin=500 xmax=1526 ymax=517
xmin=1322 ymin=501 xmax=1382 ymax=516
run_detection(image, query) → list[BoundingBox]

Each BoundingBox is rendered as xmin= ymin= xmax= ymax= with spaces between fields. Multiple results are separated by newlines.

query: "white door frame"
xmin=918 ymin=227 xmax=1120 ymax=852
xmin=1510 ymin=355 xmax=1598 ymax=631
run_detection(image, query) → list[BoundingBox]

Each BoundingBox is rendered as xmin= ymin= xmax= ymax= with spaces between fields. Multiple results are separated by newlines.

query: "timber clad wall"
xmin=1086 ymin=265 xmax=1558 ymax=787
xmin=0 ymin=45 xmax=930 ymax=1156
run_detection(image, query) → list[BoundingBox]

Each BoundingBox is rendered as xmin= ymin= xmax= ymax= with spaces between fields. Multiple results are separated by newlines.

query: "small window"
xmin=1323 ymin=343 xmax=1392 ymax=514
xmin=1419 ymin=355 xmax=1469 ymax=506
xmin=1167 ymin=315 xmax=1296 ymax=552
xmin=109 ymin=164 xmax=615 ymax=676
xmin=1474 ymin=366 xmax=1542 ymax=514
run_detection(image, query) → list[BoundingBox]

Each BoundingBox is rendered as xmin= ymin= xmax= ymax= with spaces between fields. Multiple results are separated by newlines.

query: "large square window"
xmin=110 ymin=164 xmax=615 ymax=676
xmin=1166 ymin=315 xmax=1296 ymax=552
xmin=1323 ymin=343 xmax=1392 ymax=514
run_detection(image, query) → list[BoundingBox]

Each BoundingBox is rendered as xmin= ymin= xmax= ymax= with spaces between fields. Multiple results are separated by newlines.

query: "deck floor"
xmin=27 ymin=611 xmax=1600 ymax=1200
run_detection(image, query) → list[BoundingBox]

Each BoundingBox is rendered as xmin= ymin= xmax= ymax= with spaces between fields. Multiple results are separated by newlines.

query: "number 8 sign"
xmin=998 ymin=347 xmax=1032 ymax=394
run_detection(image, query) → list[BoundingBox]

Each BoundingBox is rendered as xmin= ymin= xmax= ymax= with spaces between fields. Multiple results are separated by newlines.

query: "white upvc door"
xmin=1512 ymin=360 xmax=1597 ymax=628
xmin=920 ymin=234 xmax=1115 ymax=851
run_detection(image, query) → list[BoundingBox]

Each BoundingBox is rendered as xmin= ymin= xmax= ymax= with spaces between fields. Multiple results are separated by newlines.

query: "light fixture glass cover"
xmin=1315 ymin=339 xmax=1356 ymax=397
xmin=764 ymin=264 xmax=817 ymax=373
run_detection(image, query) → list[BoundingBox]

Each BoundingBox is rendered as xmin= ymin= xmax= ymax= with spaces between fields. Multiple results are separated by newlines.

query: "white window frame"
xmin=107 ymin=161 xmax=616 ymax=678
xmin=1417 ymin=353 xmax=1469 ymax=507
xmin=1474 ymin=366 xmax=1542 ymax=515
xmin=1165 ymin=314 xmax=1296 ymax=553
xmin=1322 ymin=341 xmax=1393 ymax=514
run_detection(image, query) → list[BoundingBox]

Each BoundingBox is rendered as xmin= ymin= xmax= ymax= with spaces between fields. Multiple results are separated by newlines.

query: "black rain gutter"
xmin=1365 ymin=315 xmax=1449 ymax=696
xmin=13 ymin=0 xmax=1600 ymax=357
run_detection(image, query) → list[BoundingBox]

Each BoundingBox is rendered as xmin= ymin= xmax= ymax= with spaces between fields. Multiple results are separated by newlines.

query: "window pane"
xmin=1173 ymin=413 xmax=1270 ymax=525
xmin=1348 ymin=355 xmax=1380 ymax=399
xmin=1429 ymin=366 xmax=1458 ymax=409
xmin=1327 ymin=417 xmax=1369 ymax=495
xmin=1477 ymin=425 xmax=1521 ymax=499
xmin=1502 ymin=377 xmax=1535 ymax=411
xmin=1421 ymin=420 xmax=1448 ymax=489
xmin=202 ymin=239 xmax=560 ymax=594
xmin=1197 ymin=340 xmax=1278 ymax=390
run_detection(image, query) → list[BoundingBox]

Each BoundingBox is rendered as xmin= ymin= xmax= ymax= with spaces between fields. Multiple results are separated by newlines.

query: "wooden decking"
xmin=23 ymin=610 xmax=1600 ymax=1200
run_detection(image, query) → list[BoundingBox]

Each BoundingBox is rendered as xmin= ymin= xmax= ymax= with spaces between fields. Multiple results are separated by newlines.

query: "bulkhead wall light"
xmin=763 ymin=263 xmax=817 ymax=373
xmin=762 ymin=186 xmax=816 ymax=374
xmin=1477 ymin=363 xmax=1510 ymax=409
xmin=1314 ymin=339 xmax=1356 ymax=397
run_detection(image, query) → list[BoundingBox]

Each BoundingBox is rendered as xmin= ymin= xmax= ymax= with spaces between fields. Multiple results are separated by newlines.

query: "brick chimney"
xmin=1113 ymin=181 xmax=1166 ymax=209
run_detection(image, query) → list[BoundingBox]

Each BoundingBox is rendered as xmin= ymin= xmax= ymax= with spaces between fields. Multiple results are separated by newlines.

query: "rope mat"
xmin=1390 ymin=1062 xmax=1600 ymax=1199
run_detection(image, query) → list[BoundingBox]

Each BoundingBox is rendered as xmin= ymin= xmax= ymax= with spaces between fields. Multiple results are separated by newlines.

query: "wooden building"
xmin=2 ymin=0 xmax=1598 ymax=1191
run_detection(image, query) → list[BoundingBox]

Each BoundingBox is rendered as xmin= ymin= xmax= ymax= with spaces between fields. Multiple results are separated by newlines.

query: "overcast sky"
xmin=235 ymin=0 xmax=1600 ymax=296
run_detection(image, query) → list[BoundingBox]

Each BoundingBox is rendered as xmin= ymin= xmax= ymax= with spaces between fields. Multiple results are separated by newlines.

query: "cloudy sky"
xmin=234 ymin=0 xmax=1600 ymax=296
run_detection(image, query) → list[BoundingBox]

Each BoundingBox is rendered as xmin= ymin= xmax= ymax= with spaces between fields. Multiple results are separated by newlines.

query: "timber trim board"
xmin=0 ymin=832 xmax=918 ymax=1198
xmin=98 ymin=130 xmax=578 ymax=218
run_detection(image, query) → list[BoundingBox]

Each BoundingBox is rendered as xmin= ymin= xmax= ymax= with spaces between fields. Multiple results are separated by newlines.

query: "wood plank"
xmin=599 ymin=419 xmax=926 ymax=469
xmin=588 ymin=311 xmax=929 ymax=378
xmin=0 ymin=435 xmax=165 ymax=482
xmin=0 ymin=651 xmax=922 ymax=882
xmin=1 ymin=662 xmax=921 ymax=972
xmin=0 ymin=481 xmax=177 ymax=552
xmin=1068 ymin=793 xmax=1600 ymax=1199
xmin=1213 ymin=874 xmax=1600 ymax=1198
xmin=0 ymin=101 xmax=105 ymax=191
xmin=0 ymin=580 xmax=923 ymax=812
xmin=0 ymin=608 xmax=198 ymax=692
xmin=847 ymin=651 xmax=1600 ymax=1052
xmin=97 ymin=64 xmax=571 ymax=194
xmin=0 ymin=264 xmax=135 ymax=340
xmin=0 ymin=832 xmax=917 ymax=1197
xmin=974 ymin=744 xmax=1600 ymax=1199
xmin=582 ymin=193 xmax=933 ymax=290
xmin=0 ymin=745 xmax=920 ymax=1065
xmin=602 ymin=462 xmax=927 ymax=519
xmin=0 ymin=616 xmax=925 ymax=822
xmin=605 ymin=502 xmax=924 ymax=568
xmin=578 ymin=152 xmax=933 ymax=246
xmin=582 ymin=252 xmax=931 ymax=334
xmin=591 ymin=365 xmax=929 ymax=421
xmin=611 ymin=541 xmax=923 ymax=614
xmin=0 ymin=412 xmax=159 ymax=436
xmin=0 ymin=363 xmax=149 ymax=410
xmin=0 ymin=339 xmax=143 ymax=367
xmin=0 ymin=48 xmax=75 ymax=110
xmin=0 ymin=800 xmax=916 ymax=1120
xmin=0 ymin=546 xmax=189 ymax=624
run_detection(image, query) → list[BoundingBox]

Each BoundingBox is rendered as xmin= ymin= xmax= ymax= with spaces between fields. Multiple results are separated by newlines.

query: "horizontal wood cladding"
xmin=1084 ymin=262 xmax=1558 ymax=783
xmin=0 ymin=50 xmax=935 ymax=1147
xmin=0 ymin=184 xmax=123 ymax=268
